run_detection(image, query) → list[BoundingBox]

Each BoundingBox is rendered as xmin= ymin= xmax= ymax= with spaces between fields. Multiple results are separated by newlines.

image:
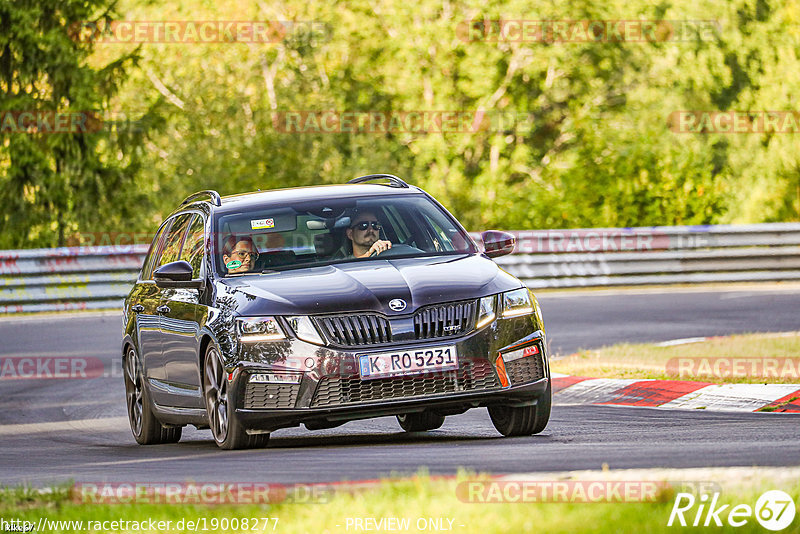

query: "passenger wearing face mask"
xmin=221 ymin=235 xmax=259 ymax=273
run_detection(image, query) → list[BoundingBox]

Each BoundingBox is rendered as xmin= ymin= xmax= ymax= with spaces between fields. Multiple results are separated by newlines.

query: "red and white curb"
xmin=552 ymin=374 xmax=800 ymax=412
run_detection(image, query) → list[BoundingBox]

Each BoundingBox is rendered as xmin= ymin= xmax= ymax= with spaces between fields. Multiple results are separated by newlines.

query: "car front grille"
xmin=313 ymin=299 xmax=478 ymax=348
xmin=413 ymin=300 xmax=477 ymax=339
xmin=310 ymin=359 xmax=499 ymax=407
xmin=244 ymin=382 xmax=300 ymax=409
xmin=314 ymin=315 xmax=393 ymax=346
xmin=504 ymin=351 xmax=545 ymax=385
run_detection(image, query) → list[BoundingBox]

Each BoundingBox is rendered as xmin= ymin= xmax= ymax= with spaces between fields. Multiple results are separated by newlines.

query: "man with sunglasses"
xmin=345 ymin=210 xmax=392 ymax=258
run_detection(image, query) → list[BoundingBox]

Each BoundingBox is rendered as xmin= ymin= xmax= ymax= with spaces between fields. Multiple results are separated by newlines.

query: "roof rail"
xmin=181 ymin=190 xmax=222 ymax=206
xmin=347 ymin=174 xmax=409 ymax=188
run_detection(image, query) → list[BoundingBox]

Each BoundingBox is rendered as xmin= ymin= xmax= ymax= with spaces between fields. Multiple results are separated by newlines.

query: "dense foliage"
xmin=2 ymin=0 xmax=799 ymax=248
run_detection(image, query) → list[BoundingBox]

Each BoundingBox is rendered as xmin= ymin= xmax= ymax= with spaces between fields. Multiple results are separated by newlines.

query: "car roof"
xmin=208 ymin=183 xmax=426 ymax=215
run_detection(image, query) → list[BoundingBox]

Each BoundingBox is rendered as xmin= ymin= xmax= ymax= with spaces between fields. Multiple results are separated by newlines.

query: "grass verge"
xmin=551 ymin=332 xmax=800 ymax=384
xmin=1 ymin=470 xmax=798 ymax=533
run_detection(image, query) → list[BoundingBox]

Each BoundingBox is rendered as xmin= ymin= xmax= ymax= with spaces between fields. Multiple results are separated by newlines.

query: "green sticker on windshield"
xmin=226 ymin=260 xmax=242 ymax=270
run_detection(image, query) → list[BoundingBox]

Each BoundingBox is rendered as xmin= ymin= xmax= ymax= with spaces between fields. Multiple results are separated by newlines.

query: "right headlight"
xmin=286 ymin=316 xmax=324 ymax=345
xmin=237 ymin=317 xmax=286 ymax=342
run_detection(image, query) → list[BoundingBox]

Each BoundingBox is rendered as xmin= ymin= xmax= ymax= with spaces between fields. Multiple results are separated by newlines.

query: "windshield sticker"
xmin=225 ymin=260 xmax=242 ymax=270
xmin=251 ymin=218 xmax=275 ymax=230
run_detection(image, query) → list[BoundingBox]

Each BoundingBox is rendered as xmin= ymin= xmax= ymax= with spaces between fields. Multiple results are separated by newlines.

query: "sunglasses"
xmin=231 ymin=249 xmax=259 ymax=260
xmin=352 ymin=220 xmax=382 ymax=231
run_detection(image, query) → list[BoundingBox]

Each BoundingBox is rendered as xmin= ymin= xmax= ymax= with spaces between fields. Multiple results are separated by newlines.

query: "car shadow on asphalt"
xmin=170 ymin=429 xmax=556 ymax=451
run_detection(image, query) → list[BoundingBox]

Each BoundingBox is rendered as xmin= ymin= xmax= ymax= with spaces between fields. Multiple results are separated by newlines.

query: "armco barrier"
xmin=476 ymin=223 xmax=800 ymax=288
xmin=0 ymin=245 xmax=148 ymax=313
xmin=1 ymin=223 xmax=799 ymax=313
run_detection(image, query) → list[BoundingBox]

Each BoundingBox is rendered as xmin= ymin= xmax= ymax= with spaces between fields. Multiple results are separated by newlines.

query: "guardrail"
xmin=1 ymin=223 xmax=799 ymax=313
xmin=0 ymin=245 xmax=148 ymax=313
xmin=480 ymin=223 xmax=800 ymax=289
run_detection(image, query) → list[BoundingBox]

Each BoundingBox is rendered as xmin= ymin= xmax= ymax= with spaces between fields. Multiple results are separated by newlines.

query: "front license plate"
xmin=358 ymin=345 xmax=458 ymax=380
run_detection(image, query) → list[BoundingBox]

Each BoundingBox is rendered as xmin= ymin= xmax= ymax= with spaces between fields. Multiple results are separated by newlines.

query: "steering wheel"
xmin=372 ymin=244 xmax=423 ymax=258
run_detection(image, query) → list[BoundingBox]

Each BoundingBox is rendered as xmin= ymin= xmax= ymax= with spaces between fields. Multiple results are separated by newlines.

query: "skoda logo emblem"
xmin=388 ymin=299 xmax=407 ymax=312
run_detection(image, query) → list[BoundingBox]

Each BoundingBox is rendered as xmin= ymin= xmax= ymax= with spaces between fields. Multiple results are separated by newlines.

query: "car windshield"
xmin=213 ymin=194 xmax=477 ymax=275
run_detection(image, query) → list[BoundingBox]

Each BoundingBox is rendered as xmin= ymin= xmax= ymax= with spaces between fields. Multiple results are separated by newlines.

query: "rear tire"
xmin=488 ymin=382 xmax=552 ymax=437
xmin=123 ymin=346 xmax=182 ymax=445
xmin=397 ymin=411 xmax=445 ymax=432
xmin=203 ymin=344 xmax=269 ymax=450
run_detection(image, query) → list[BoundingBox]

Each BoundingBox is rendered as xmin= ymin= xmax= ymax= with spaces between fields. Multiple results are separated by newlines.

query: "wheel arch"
xmin=122 ymin=334 xmax=137 ymax=361
xmin=198 ymin=330 xmax=219 ymax=382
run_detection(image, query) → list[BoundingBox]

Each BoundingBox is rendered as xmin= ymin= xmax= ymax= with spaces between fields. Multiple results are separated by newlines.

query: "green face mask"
xmin=226 ymin=259 xmax=242 ymax=270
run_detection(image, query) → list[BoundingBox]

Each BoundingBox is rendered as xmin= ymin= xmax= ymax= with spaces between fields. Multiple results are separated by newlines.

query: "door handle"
xmin=131 ymin=304 xmax=144 ymax=313
xmin=157 ymin=305 xmax=171 ymax=314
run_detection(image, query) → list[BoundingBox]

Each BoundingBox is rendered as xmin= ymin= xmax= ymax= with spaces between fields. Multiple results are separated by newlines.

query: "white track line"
xmin=0 ymin=416 xmax=128 ymax=436
xmin=660 ymin=384 xmax=800 ymax=412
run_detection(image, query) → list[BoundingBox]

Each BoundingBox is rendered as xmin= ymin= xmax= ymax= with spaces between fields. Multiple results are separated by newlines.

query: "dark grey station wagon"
xmin=122 ymin=175 xmax=551 ymax=449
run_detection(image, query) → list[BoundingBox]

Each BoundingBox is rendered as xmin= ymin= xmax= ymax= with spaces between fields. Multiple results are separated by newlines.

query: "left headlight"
xmin=476 ymin=295 xmax=497 ymax=329
xmin=237 ymin=317 xmax=286 ymax=342
xmin=501 ymin=287 xmax=534 ymax=318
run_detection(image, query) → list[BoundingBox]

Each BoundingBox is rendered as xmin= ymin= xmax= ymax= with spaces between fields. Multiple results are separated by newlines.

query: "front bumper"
xmin=227 ymin=314 xmax=549 ymax=432
xmin=236 ymin=377 xmax=549 ymax=432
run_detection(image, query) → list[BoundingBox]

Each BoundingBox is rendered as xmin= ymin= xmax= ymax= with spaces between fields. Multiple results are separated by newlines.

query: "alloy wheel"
xmin=124 ymin=347 xmax=143 ymax=436
xmin=204 ymin=348 xmax=229 ymax=443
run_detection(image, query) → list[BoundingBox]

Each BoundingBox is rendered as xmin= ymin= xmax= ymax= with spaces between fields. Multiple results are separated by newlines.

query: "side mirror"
xmin=481 ymin=230 xmax=516 ymax=258
xmin=154 ymin=261 xmax=203 ymax=288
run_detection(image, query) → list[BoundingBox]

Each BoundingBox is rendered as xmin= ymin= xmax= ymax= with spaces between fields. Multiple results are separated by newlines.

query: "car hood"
xmin=218 ymin=254 xmax=522 ymax=316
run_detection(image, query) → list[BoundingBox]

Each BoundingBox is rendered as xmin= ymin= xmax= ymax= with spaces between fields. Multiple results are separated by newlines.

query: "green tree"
xmin=0 ymin=0 xmax=159 ymax=248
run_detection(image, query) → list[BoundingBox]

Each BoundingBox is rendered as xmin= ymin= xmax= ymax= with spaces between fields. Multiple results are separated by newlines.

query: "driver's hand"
xmin=367 ymin=240 xmax=392 ymax=256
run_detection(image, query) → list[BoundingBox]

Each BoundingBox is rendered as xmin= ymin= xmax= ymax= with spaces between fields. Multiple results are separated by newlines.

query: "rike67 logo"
xmin=668 ymin=490 xmax=796 ymax=531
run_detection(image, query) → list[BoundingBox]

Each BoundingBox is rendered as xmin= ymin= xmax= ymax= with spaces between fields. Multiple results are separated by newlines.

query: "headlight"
xmin=501 ymin=287 xmax=534 ymax=318
xmin=287 ymin=316 xmax=324 ymax=345
xmin=237 ymin=317 xmax=286 ymax=342
xmin=476 ymin=295 xmax=496 ymax=329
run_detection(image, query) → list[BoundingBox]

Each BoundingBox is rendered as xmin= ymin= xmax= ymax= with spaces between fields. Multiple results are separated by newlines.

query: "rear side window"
xmin=159 ymin=214 xmax=193 ymax=267
xmin=181 ymin=215 xmax=206 ymax=278
xmin=141 ymin=221 xmax=172 ymax=280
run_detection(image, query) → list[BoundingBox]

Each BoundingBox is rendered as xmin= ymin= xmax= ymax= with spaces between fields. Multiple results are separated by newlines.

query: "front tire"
xmin=123 ymin=346 xmax=182 ymax=445
xmin=203 ymin=344 xmax=269 ymax=450
xmin=397 ymin=411 xmax=445 ymax=432
xmin=488 ymin=381 xmax=552 ymax=437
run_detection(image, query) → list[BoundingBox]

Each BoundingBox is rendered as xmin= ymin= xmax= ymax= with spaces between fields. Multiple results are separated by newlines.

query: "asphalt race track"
xmin=1 ymin=285 xmax=799 ymax=486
